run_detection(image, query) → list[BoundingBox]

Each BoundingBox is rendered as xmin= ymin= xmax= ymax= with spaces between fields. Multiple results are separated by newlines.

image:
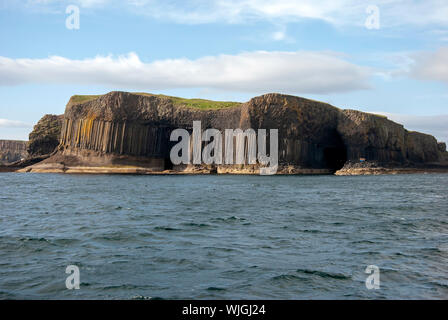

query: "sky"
xmin=0 ymin=0 xmax=447 ymax=142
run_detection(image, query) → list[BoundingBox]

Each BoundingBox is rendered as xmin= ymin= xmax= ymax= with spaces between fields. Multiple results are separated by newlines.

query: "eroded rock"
xmin=28 ymin=114 xmax=64 ymax=157
xmin=21 ymin=91 xmax=448 ymax=175
xmin=0 ymin=140 xmax=28 ymax=164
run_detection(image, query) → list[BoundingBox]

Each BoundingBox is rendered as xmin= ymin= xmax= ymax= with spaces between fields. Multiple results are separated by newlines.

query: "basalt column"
xmin=59 ymin=118 xmax=174 ymax=169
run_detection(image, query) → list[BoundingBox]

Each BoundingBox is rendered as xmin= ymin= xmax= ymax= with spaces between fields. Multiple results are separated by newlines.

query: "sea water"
xmin=0 ymin=173 xmax=447 ymax=299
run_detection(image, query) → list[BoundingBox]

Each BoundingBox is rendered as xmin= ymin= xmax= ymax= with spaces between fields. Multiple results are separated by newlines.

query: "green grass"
xmin=169 ymin=96 xmax=241 ymax=109
xmin=372 ymin=113 xmax=388 ymax=118
xmin=131 ymin=92 xmax=241 ymax=109
xmin=69 ymin=92 xmax=241 ymax=110
xmin=69 ymin=95 xmax=103 ymax=104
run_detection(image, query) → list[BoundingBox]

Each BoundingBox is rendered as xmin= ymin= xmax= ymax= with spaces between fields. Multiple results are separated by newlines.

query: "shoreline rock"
xmin=17 ymin=162 xmax=334 ymax=175
xmin=16 ymin=161 xmax=448 ymax=175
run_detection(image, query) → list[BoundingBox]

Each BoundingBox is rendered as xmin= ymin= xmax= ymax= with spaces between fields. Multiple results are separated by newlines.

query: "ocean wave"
xmin=295 ymin=269 xmax=351 ymax=280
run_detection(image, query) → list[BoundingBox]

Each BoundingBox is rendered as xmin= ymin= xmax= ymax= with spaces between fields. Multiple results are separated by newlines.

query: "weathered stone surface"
xmin=405 ymin=131 xmax=440 ymax=163
xmin=337 ymin=110 xmax=407 ymax=163
xmin=22 ymin=91 xmax=448 ymax=174
xmin=5 ymin=114 xmax=64 ymax=170
xmin=245 ymin=94 xmax=344 ymax=169
xmin=337 ymin=110 xmax=441 ymax=165
xmin=56 ymin=92 xmax=347 ymax=171
xmin=0 ymin=140 xmax=28 ymax=164
xmin=28 ymin=114 xmax=64 ymax=157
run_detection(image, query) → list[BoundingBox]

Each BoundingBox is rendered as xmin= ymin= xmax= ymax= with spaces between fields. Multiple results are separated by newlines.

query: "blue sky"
xmin=0 ymin=0 xmax=447 ymax=142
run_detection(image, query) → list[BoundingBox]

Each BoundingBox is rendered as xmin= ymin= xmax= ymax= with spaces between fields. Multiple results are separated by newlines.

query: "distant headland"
xmin=1 ymin=91 xmax=447 ymax=175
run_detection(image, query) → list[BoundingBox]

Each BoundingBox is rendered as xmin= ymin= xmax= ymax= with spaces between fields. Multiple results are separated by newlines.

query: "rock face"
xmin=337 ymin=110 xmax=441 ymax=164
xmin=22 ymin=91 xmax=448 ymax=174
xmin=3 ymin=114 xmax=64 ymax=171
xmin=0 ymin=140 xmax=28 ymax=164
xmin=28 ymin=114 xmax=64 ymax=157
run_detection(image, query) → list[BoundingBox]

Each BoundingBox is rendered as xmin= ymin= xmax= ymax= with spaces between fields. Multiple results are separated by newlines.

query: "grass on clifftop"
xmin=69 ymin=92 xmax=241 ymax=110
xmin=69 ymin=95 xmax=103 ymax=104
xmin=132 ymin=92 xmax=241 ymax=109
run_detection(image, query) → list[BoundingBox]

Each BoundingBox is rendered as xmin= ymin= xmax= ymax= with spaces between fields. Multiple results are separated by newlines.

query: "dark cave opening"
xmin=323 ymin=134 xmax=347 ymax=172
xmin=164 ymin=157 xmax=174 ymax=170
xmin=210 ymin=166 xmax=218 ymax=174
xmin=324 ymin=146 xmax=347 ymax=171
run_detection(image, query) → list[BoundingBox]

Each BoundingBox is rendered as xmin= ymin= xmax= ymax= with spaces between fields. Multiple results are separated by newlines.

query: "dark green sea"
xmin=0 ymin=173 xmax=447 ymax=299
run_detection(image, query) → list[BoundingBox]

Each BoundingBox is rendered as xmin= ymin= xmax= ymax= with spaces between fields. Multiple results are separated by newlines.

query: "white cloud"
xmin=271 ymin=30 xmax=286 ymax=41
xmin=126 ymin=0 xmax=356 ymax=25
xmin=25 ymin=0 xmax=107 ymax=8
xmin=374 ymin=112 xmax=448 ymax=143
xmin=410 ymin=47 xmax=448 ymax=84
xmin=269 ymin=25 xmax=294 ymax=42
xmin=132 ymin=0 xmax=448 ymax=27
xmin=0 ymin=119 xmax=32 ymax=128
xmin=366 ymin=47 xmax=448 ymax=86
xmin=19 ymin=0 xmax=448 ymax=27
xmin=0 ymin=51 xmax=371 ymax=94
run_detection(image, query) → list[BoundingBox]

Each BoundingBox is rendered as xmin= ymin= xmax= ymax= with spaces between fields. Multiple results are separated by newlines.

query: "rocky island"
xmin=0 ymin=140 xmax=28 ymax=169
xmin=7 ymin=91 xmax=447 ymax=175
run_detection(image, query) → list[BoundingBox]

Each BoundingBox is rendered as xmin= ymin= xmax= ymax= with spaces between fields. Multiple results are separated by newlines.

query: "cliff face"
xmin=23 ymin=91 xmax=447 ymax=174
xmin=1 ymin=114 xmax=63 ymax=170
xmin=244 ymin=94 xmax=345 ymax=169
xmin=337 ymin=110 xmax=441 ymax=164
xmin=57 ymin=92 xmax=347 ymax=171
xmin=28 ymin=114 xmax=64 ymax=157
xmin=0 ymin=140 xmax=28 ymax=164
xmin=58 ymin=93 xmax=244 ymax=169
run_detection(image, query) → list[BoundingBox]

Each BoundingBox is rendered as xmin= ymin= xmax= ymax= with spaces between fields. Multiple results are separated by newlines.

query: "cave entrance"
xmin=324 ymin=146 xmax=347 ymax=171
xmin=164 ymin=157 xmax=174 ymax=170
xmin=323 ymin=134 xmax=347 ymax=171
